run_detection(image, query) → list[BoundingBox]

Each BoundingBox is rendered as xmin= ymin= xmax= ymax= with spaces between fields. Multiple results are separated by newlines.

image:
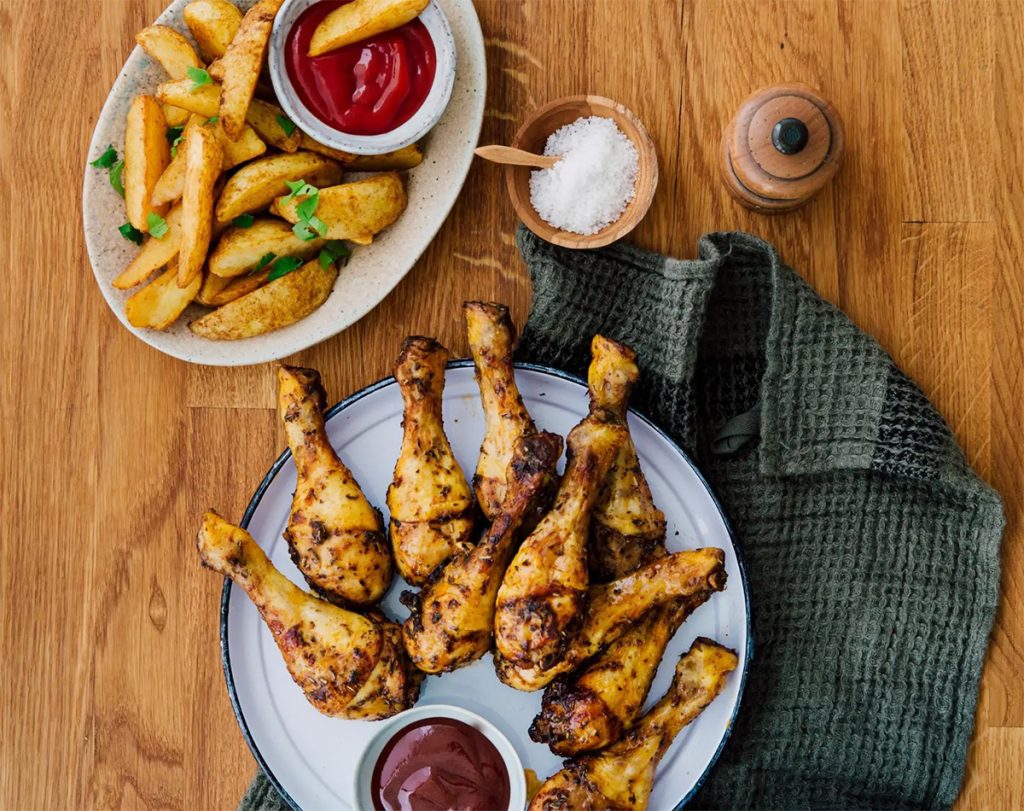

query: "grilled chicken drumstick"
xmin=386 ymin=337 xmax=475 ymax=585
xmin=532 ymin=335 xmax=685 ymax=754
xmin=495 ymin=549 xmax=725 ymax=691
xmin=587 ymin=336 xmax=666 ymax=582
xmin=197 ymin=511 xmax=421 ymax=719
xmin=278 ymin=366 xmax=392 ymax=606
xmin=530 ymin=592 xmax=709 ymax=753
xmin=401 ymin=432 xmax=563 ymax=673
xmin=529 ymin=638 xmax=738 ymax=811
xmin=495 ymin=418 xmax=626 ymax=670
xmin=465 ymin=301 xmax=537 ymax=521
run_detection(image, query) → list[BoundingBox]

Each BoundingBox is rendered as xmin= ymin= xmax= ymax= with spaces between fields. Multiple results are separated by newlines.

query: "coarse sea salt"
xmin=529 ymin=116 xmax=639 ymax=236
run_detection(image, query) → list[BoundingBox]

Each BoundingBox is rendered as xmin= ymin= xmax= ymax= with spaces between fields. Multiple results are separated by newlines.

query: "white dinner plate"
xmin=82 ymin=0 xmax=486 ymax=366
xmin=222 ymin=363 xmax=752 ymax=810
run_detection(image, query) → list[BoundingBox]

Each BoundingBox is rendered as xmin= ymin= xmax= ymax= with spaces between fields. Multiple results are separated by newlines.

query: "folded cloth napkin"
xmin=240 ymin=229 xmax=1002 ymax=811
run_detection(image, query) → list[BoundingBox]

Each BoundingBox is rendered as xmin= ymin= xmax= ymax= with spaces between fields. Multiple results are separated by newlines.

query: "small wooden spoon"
xmin=474 ymin=145 xmax=560 ymax=169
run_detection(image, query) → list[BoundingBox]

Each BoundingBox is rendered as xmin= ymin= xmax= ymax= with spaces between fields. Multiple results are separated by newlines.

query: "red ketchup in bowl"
xmin=285 ymin=0 xmax=436 ymax=136
xmin=369 ymin=717 xmax=511 ymax=811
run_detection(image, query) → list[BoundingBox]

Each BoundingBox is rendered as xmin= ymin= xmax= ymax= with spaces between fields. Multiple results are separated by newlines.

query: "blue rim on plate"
xmin=219 ymin=360 xmax=754 ymax=811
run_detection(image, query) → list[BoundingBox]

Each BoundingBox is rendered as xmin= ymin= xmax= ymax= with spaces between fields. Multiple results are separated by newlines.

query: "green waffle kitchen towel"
xmin=240 ymin=229 xmax=1003 ymax=810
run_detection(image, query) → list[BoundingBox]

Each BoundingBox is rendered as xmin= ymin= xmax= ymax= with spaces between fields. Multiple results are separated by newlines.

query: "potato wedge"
xmin=297 ymin=133 xmax=423 ymax=170
xmin=153 ymin=116 xmax=265 ymax=206
xmin=124 ymin=95 xmax=171 ymax=231
xmin=214 ymin=151 xmax=343 ymax=227
xmin=271 ymin=172 xmax=405 ymax=244
xmin=218 ymin=0 xmax=285 ymax=139
xmin=157 ymin=79 xmax=220 ymax=117
xmin=183 ymin=0 xmax=243 ymax=62
xmin=209 ymin=218 xmax=325 ymax=277
xmin=126 ymin=261 xmax=201 ymax=330
xmin=178 ymin=127 xmax=223 ymax=287
xmin=113 ymin=204 xmax=184 ymax=289
xmin=189 ymin=259 xmax=338 ymax=339
xmin=245 ymin=98 xmax=301 ymax=153
xmin=196 ymin=271 xmax=232 ymax=306
xmin=136 ymin=25 xmax=202 ymax=80
xmin=205 ymin=267 xmax=272 ymax=306
xmin=309 ymin=0 xmax=429 ymax=56
xmin=207 ymin=57 xmax=225 ymax=82
xmin=163 ymin=103 xmax=191 ymax=127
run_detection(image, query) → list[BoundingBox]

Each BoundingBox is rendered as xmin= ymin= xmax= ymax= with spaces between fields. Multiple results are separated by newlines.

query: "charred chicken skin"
xmin=401 ymin=432 xmax=563 ymax=673
xmin=465 ymin=301 xmax=537 ymax=521
xmin=197 ymin=511 xmax=421 ymax=720
xmin=586 ymin=336 xmax=666 ymax=582
xmin=278 ymin=366 xmax=392 ymax=607
xmin=495 ymin=549 xmax=725 ymax=691
xmin=386 ymin=337 xmax=476 ymax=585
xmin=528 ymin=638 xmax=738 ymax=811
xmin=495 ymin=419 xmax=626 ymax=670
xmin=530 ymin=593 xmax=709 ymax=754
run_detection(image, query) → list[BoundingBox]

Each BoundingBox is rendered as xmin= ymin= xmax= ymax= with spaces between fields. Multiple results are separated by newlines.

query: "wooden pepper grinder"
xmin=721 ymin=83 xmax=845 ymax=213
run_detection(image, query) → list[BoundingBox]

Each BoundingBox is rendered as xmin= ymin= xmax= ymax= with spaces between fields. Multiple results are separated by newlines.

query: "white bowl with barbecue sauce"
xmin=354 ymin=704 xmax=528 ymax=810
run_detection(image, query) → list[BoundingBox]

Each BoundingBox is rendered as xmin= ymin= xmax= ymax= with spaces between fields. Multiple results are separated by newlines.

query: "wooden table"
xmin=2 ymin=0 xmax=1020 ymax=808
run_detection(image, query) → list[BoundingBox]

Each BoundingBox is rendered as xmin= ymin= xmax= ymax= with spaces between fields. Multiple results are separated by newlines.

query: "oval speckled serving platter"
xmin=82 ymin=0 xmax=486 ymax=366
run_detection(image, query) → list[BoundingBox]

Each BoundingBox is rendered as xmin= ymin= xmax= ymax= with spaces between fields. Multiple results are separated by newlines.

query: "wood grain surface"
xmin=1 ymin=0 xmax=1021 ymax=808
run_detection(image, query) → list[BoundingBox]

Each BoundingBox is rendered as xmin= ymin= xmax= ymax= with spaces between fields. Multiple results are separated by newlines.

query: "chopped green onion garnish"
xmin=187 ymin=66 xmax=211 ymax=91
xmin=109 ymin=159 xmax=126 ymax=198
xmin=267 ymin=255 xmax=304 ymax=281
xmin=282 ymin=179 xmax=318 ymax=204
xmin=166 ymin=126 xmax=184 ymax=145
xmin=232 ymin=214 xmax=255 ymax=228
xmin=276 ymin=114 xmax=296 ymax=136
xmin=119 ymin=222 xmax=144 ymax=245
xmin=91 ymin=145 xmax=118 ymax=168
xmin=147 ymin=212 xmax=169 ymax=239
xmin=295 ymin=194 xmax=319 ymax=222
xmin=318 ymin=240 xmax=350 ymax=268
xmin=207 ymin=115 xmax=219 ymax=124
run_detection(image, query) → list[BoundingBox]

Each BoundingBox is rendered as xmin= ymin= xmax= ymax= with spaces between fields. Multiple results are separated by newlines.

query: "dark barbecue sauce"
xmin=285 ymin=0 xmax=436 ymax=136
xmin=370 ymin=717 xmax=511 ymax=811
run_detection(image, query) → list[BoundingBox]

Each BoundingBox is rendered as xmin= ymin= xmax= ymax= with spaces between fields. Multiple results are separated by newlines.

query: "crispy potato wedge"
xmin=136 ymin=25 xmax=202 ymax=80
xmin=309 ymin=0 xmax=429 ymax=56
xmin=213 ymin=151 xmax=343 ymax=227
xmin=271 ymin=173 xmax=405 ymax=244
xmin=189 ymin=260 xmax=338 ymax=339
xmin=207 ymin=57 xmax=225 ymax=82
xmin=209 ymin=218 xmax=326 ymax=277
xmin=245 ymin=98 xmax=301 ymax=152
xmin=124 ymin=95 xmax=171 ymax=231
xmin=113 ymin=204 xmax=184 ymax=289
xmin=196 ymin=270 xmax=232 ymax=306
xmin=205 ymin=267 xmax=272 ymax=306
xmin=126 ymin=261 xmax=201 ymax=329
xmin=218 ymin=0 xmax=285 ymax=139
xmin=297 ymin=133 xmax=423 ymax=170
xmin=183 ymin=0 xmax=243 ymax=62
xmin=162 ymin=103 xmax=191 ymax=127
xmin=178 ymin=127 xmax=223 ymax=287
xmin=210 ymin=118 xmax=267 ymax=167
xmin=157 ymin=79 xmax=221 ymax=117
xmin=153 ymin=116 xmax=265 ymax=206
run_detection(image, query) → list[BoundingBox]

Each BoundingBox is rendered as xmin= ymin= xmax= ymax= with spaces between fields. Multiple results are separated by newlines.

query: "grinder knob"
xmin=720 ymin=83 xmax=845 ymax=213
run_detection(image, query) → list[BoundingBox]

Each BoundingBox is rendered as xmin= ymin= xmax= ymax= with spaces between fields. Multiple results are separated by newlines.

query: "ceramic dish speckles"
xmin=82 ymin=0 xmax=485 ymax=366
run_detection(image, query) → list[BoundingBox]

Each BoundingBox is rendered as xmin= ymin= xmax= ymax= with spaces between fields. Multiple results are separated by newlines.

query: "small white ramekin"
xmin=353 ymin=704 xmax=527 ymax=810
xmin=268 ymin=0 xmax=457 ymax=155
